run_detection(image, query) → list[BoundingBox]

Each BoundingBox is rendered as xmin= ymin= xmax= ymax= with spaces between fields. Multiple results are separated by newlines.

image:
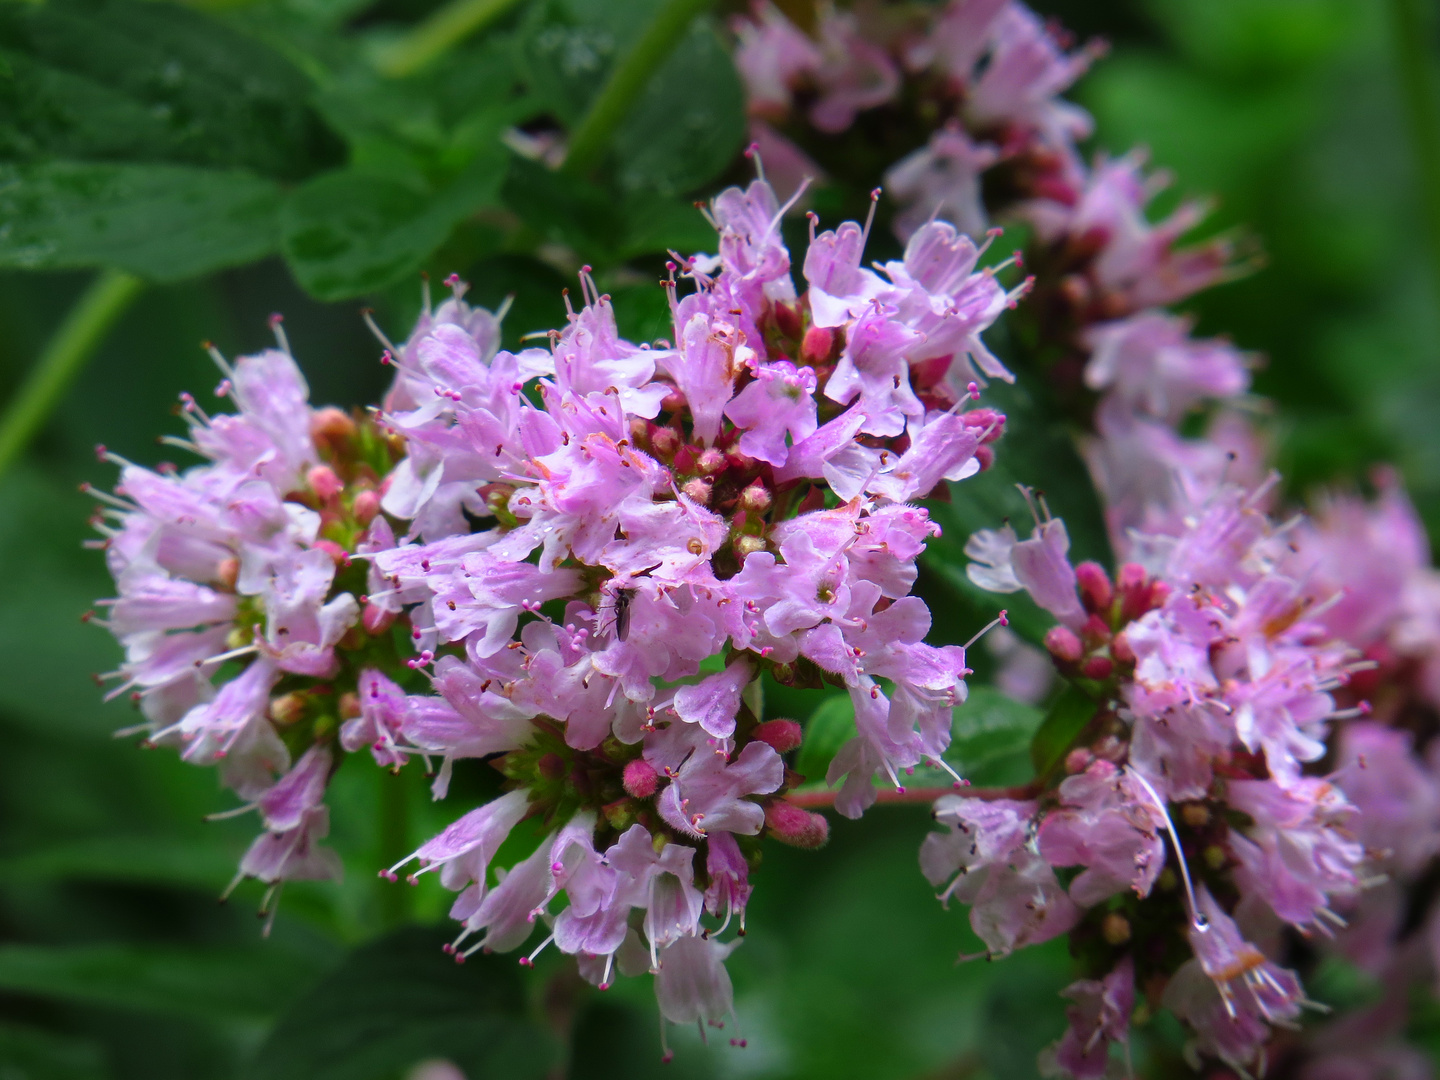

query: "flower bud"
xmin=216 ymin=556 xmax=240 ymax=591
xmin=752 ymin=719 xmax=802 ymax=754
xmin=1044 ymin=625 xmax=1083 ymax=663
xmin=697 ymin=448 xmax=726 ymax=476
xmin=764 ymin=800 xmax=829 ymax=849
xmin=738 ymin=482 xmax=772 ymax=515
xmin=661 ymin=389 xmax=687 ymax=414
xmin=270 ymin=692 xmax=307 ymax=726
xmin=773 ymin=301 xmax=803 ymax=340
xmin=800 ymin=326 xmax=835 ymax=365
xmin=1081 ymin=655 xmax=1113 ymax=680
xmin=1075 ymin=561 xmax=1112 ymax=613
xmin=310 ymin=406 xmax=356 ymax=445
xmin=623 ymin=758 xmax=659 ymax=799
xmin=681 ymin=477 xmax=713 ymax=507
xmin=537 ymin=752 xmax=567 ymax=781
xmin=308 ymin=465 xmax=343 ymax=501
xmin=362 ymin=601 xmax=396 ymax=635
xmin=353 ymin=489 xmax=381 ymax=527
xmin=650 ymin=426 xmax=681 ymax=460
xmin=313 ymin=539 xmax=349 ymax=566
xmin=735 ymin=535 xmax=768 ymax=560
xmin=1101 ymin=912 xmax=1131 ymax=946
xmin=338 ymin=691 xmax=361 ymax=720
xmin=1110 ymin=629 xmax=1135 ymax=665
xmin=1064 ymin=747 xmax=1093 ymax=774
xmin=974 ymin=444 xmax=995 ymax=471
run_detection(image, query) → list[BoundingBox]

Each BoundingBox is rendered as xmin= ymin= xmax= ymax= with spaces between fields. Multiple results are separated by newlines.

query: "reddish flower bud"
xmin=1111 ymin=630 xmax=1135 ymax=665
xmin=774 ymin=301 xmax=803 ymax=340
xmin=1044 ymin=625 xmax=1084 ymax=663
xmin=310 ymin=406 xmax=355 ymax=444
xmin=752 ymin=719 xmax=802 ymax=754
xmin=1075 ymin=561 xmax=1113 ymax=613
xmin=765 ymin=800 xmax=829 ymax=849
xmin=1081 ymin=655 xmax=1114 ymax=680
xmin=661 ymin=389 xmax=687 ymax=414
xmin=216 ymin=556 xmax=240 ymax=591
xmin=313 ymin=539 xmax=349 ymax=566
xmin=307 ymin=465 xmax=343 ymax=500
xmin=353 ymin=489 xmax=381 ymax=527
xmin=362 ymin=602 xmax=396 ymax=635
xmin=681 ymin=477 xmax=713 ymax=506
xmin=650 ymin=426 xmax=681 ymax=461
xmin=738 ymin=482 xmax=772 ymax=515
xmin=697 ymin=448 xmax=726 ymax=476
xmin=1080 ymin=614 xmax=1112 ymax=646
xmin=800 ymin=326 xmax=835 ymax=365
xmin=623 ymin=758 xmax=659 ymax=799
xmin=1064 ymin=747 xmax=1093 ymax=774
xmin=537 ymin=752 xmax=567 ymax=781
xmin=975 ymin=444 xmax=995 ymax=471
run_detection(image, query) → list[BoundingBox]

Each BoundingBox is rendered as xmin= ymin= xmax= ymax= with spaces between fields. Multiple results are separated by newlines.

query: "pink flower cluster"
xmin=959 ymin=481 xmax=1371 ymax=1074
xmin=89 ymin=171 xmax=1019 ymax=1041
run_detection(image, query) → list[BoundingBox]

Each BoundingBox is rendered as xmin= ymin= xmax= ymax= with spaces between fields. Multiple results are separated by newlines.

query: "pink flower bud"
xmin=752 ymin=719 xmax=802 ymax=754
xmin=1111 ymin=630 xmax=1135 ymax=665
xmin=537 ymin=752 xmax=567 ymax=781
xmin=800 ymin=326 xmax=835 ymax=365
xmin=1080 ymin=614 xmax=1111 ymax=646
xmin=650 ymin=426 xmax=681 ymax=460
xmin=697 ymin=448 xmax=726 ymax=476
xmin=682 ymin=477 xmax=713 ymax=506
xmin=1064 ymin=747 xmax=1093 ymax=774
xmin=765 ymin=800 xmax=829 ymax=848
xmin=623 ymin=759 xmax=659 ymax=799
xmin=313 ymin=539 xmax=349 ymax=566
xmin=974 ymin=444 xmax=995 ymax=471
xmin=661 ymin=389 xmax=687 ymax=414
xmin=738 ymin=482 xmax=772 ymax=515
xmin=353 ymin=489 xmax=381 ymax=526
xmin=310 ymin=406 xmax=355 ymax=444
xmin=774 ymin=301 xmax=803 ymax=340
xmin=216 ymin=556 xmax=240 ymax=591
xmin=1081 ymin=655 xmax=1114 ymax=680
xmin=1044 ymin=625 xmax=1083 ymax=663
xmin=1075 ymin=561 xmax=1112 ymax=613
xmin=362 ymin=602 xmax=396 ymax=635
xmin=308 ymin=465 xmax=343 ymax=500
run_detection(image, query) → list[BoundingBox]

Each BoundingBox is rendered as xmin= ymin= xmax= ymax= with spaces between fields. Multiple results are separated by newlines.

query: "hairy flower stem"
xmin=562 ymin=0 xmax=713 ymax=177
xmin=371 ymin=0 xmax=529 ymax=77
xmin=1389 ymin=0 xmax=1440 ymax=313
xmin=787 ymin=782 xmax=1040 ymax=809
xmin=0 ymin=269 xmax=144 ymax=480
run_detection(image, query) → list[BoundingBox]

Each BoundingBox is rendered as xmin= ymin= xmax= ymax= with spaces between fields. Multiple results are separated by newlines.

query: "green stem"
xmin=562 ymin=0 xmax=712 ymax=178
xmin=0 ymin=269 xmax=145 ymax=480
xmin=1389 ymin=0 xmax=1440 ymax=309
xmin=373 ymin=0 xmax=529 ymax=78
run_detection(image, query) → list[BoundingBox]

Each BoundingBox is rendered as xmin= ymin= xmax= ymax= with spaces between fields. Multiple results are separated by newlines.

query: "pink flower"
xmin=723 ymin=359 xmax=819 ymax=466
xmin=658 ymin=740 xmax=785 ymax=839
xmin=1041 ymin=957 xmax=1134 ymax=1079
xmin=1037 ymin=762 xmax=1166 ymax=906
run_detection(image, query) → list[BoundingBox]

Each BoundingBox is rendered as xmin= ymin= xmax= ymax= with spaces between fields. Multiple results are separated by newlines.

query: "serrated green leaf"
xmin=0 ymin=0 xmax=341 ymax=180
xmin=611 ymin=20 xmax=745 ymax=197
xmin=0 ymin=161 xmax=281 ymax=281
xmin=1029 ymin=683 xmax=1098 ymax=779
xmin=946 ymin=685 xmax=1043 ymax=786
xmin=280 ymin=153 xmax=507 ymax=301
xmin=794 ymin=693 xmax=855 ymax=784
xmin=247 ymin=928 xmax=559 ymax=1080
xmin=0 ymin=942 xmax=329 ymax=1023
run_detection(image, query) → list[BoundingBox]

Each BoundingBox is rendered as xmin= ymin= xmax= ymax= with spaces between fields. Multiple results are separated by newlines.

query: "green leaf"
xmin=1028 ymin=683 xmax=1098 ymax=779
xmin=248 ymin=927 xmax=559 ymax=1080
xmin=0 ymin=1023 xmax=106 ymax=1080
xmin=0 ymin=0 xmax=341 ymax=180
xmin=0 ymin=836 xmax=240 ymax=892
xmin=0 ymin=161 xmax=281 ymax=281
xmin=280 ymin=154 xmax=507 ymax=301
xmin=794 ymin=693 xmax=855 ymax=784
xmin=515 ymin=0 xmax=663 ymax=127
xmin=946 ymin=685 xmax=1044 ymax=786
xmin=611 ymin=20 xmax=745 ymax=196
xmin=0 ymin=942 xmax=329 ymax=1023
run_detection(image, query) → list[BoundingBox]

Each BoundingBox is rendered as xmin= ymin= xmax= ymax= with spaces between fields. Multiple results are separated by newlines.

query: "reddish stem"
xmin=786 ymin=782 xmax=1039 ymax=809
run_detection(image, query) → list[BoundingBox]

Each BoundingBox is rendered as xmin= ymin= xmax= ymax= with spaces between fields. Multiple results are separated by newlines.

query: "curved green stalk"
xmin=0 ymin=269 xmax=145 ymax=480
xmin=562 ymin=0 xmax=713 ymax=178
xmin=373 ymin=0 xmax=530 ymax=78
xmin=1389 ymin=0 xmax=1440 ymax=309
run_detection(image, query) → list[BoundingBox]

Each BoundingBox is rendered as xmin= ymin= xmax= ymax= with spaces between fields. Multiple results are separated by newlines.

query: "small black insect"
xmin=613 ymin=586 xmax=635 ymax=642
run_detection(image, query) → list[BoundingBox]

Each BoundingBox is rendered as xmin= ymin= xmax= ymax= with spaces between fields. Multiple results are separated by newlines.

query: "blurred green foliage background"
xmin=1 ymin=0 xmax=1438 ymax=1077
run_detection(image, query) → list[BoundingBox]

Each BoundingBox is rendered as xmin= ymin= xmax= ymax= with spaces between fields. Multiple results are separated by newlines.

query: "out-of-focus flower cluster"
xmin=87 ymin=169 xmax=1021 ymax=1045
